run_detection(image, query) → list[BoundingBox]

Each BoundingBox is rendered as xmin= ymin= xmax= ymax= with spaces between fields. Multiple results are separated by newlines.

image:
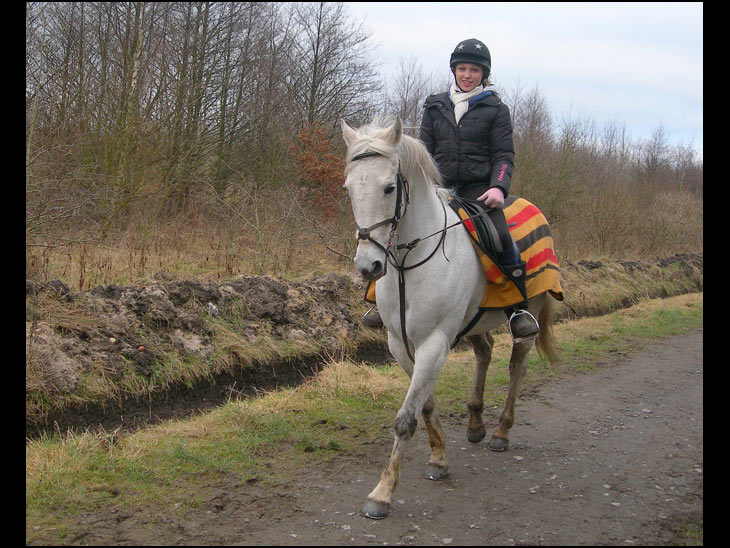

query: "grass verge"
xmin=26 ymin=293 xmax=702 ymax=544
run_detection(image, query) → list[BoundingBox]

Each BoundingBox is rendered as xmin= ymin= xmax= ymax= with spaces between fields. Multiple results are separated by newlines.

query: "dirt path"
xmin=82 ymin=330 xmax=702 ymax=546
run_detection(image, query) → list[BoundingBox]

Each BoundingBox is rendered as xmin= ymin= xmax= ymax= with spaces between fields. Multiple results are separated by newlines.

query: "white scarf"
xmin=449 ymin=82 xmax=496 ymax=123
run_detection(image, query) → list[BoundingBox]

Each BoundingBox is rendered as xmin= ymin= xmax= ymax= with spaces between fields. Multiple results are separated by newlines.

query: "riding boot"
xmin=362 ymin=306 xmax=384 ymax=329
xmin=503 ymin=261 xmax=540 ymax=343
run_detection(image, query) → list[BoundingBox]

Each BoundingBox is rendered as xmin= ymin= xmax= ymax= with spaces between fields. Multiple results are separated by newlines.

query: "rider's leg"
xmin=363 ymin=306 xmax=384 ymax=328
xmin=362 ymin=282 xmax=384 ymax=328
xmin=486 ymin=209 xmax=539 ymax=342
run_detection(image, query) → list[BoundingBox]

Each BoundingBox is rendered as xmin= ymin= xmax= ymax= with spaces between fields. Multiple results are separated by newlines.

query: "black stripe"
xmin=516 ymin=224 xmax=553 ymax=253
xmin=525 ymin=262 xmax=559 ymax=281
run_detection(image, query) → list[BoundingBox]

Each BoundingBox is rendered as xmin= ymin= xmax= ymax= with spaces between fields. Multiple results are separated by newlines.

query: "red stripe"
xmin=526 ymin=248 xmax=558 ymax=270
xmin=486 ymin=264 xmax=503 ymax=282
xmin=464 ymin=218 xmax=475 ymax=232
xmin=507 ymin=204 xmax=541 ymax=230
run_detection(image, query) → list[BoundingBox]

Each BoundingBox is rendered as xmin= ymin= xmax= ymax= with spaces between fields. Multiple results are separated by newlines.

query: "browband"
xmin=351 ymin=150 xmax=382 ymax=162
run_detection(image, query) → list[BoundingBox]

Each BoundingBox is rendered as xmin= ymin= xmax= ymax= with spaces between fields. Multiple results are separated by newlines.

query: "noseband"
xmin=350 ymin=150 xmax=410 ymax=260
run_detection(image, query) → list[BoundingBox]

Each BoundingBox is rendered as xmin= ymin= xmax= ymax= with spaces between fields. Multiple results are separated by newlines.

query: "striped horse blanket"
xmin=364 ymin=195 xmax=563 ymax=310
xmin=453 ymin=195 xmax=564 ymax=309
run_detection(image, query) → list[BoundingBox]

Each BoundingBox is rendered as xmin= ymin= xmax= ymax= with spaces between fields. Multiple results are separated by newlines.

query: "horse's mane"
xmin=345 ymin=115 xmax=444 ymax=191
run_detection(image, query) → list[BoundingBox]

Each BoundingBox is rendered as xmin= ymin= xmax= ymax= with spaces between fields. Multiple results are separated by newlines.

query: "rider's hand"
xmin=477 ymin=187 xmax=505 ymax=208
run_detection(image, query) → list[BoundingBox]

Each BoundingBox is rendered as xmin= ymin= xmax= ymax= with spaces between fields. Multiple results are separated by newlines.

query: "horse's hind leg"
xmin=466 ymin=332 xmax=494 ymax=443
xmin=422 ymin=395 xmax=448 ymax=480
xmin=488 ymin=339 xmax=533 ymax=452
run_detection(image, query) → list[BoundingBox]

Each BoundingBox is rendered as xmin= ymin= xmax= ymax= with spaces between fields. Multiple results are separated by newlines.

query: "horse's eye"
xmin=384 ymin=185 xmax=396 ymax=195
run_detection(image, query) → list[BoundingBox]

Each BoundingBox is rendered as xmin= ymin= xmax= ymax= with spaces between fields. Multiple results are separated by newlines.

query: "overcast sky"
xmin=346 ymin=2 xmax=703 ymax=159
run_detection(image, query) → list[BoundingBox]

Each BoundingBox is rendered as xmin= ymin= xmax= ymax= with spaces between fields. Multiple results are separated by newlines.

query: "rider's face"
xmin=453 ymin=63 xmax=483 ymax=92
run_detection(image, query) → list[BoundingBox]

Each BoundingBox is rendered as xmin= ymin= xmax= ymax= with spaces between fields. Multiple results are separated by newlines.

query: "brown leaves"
xmin=290 ymin=124 xmax=346 ymax=220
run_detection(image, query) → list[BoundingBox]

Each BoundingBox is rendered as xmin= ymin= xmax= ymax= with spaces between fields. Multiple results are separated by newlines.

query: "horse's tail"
xmin=535 ymin=293 xmax=560 ymax=364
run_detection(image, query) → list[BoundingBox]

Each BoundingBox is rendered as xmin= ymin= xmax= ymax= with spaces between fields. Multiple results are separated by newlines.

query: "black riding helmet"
xmin=449 ymin=38 xmax=491 ymax=83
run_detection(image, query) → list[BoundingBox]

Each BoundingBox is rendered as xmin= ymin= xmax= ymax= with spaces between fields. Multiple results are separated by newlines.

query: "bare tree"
xmin=639 ymin=122 xmax=671 ymax=187
xmin=26 ymin=2 xmax=702 ymax=267
xmin=288 ymin=2 xmax=381 ymax=127
xmin=382 ymin=54 xmax=445 ymax=136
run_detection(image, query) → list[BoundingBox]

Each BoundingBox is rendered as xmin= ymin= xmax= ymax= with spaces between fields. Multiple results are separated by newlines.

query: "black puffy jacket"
xmin=419 ymin=90 xmax=515 ymax=198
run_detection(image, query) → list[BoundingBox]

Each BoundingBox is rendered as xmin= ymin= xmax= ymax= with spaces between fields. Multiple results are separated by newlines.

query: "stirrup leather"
xmin=508 ymin=309 xmax=540 ymax=344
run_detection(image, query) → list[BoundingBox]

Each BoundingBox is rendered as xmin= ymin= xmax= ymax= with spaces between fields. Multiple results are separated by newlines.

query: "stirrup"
xmin=362 ymin=306 xmax=383 ymax=329
xmin=508 ymin=309 xmax=540 ymax=344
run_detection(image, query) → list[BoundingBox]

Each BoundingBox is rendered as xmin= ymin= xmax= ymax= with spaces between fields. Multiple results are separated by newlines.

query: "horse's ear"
xmin=341 ymin=119 xmax=358 ymax=149
xmin=378 ymin=116 xmax=402 ymax=147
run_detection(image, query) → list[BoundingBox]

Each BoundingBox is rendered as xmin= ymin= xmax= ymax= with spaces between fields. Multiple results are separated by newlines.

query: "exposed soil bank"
xmin=26 ymin=253 xmax=702 ymax=439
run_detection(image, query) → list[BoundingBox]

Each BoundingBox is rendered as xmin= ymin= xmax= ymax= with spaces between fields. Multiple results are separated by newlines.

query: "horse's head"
xmin=341 ymin=117 xmax=405 ymax=281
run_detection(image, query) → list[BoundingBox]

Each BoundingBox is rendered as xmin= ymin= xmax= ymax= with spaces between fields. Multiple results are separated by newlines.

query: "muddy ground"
xmin=62 ymin=329 xmax=703 ymax=546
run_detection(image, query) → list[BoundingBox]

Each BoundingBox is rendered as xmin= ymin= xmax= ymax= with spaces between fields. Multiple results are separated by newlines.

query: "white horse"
xmin=341 ymin=116 xmax=560 ymax=519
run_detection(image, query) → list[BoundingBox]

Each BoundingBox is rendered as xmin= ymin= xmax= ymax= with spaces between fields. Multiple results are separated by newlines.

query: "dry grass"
xmin=26 ymin=181 xmax=701 ymax=292
xmin=546 ymin=187 xmax=703 ymax=263
xmin=26 ymin=293 xmax=120 ymax=420
xmin=303 ymin=358 xmax=407 ymax=402
xmin=555 ymin=256 xmax=702 ymax=321
xmin=26 ymin=221 xmax=352 ymax=290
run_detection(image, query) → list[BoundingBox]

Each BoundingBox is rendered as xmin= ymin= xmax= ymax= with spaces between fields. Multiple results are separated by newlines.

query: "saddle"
xmin=448 ymin=195 xmax=564 ymax=310
xmin=448 ymin=196 xmax=506 ymax=259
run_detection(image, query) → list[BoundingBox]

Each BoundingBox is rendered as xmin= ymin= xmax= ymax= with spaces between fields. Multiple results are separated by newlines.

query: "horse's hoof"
xmin=423 ymin=464 xmax=449 ymax=481
xmin=488 ymin=436 xmax=509 ymax=452
xmin=467 ymin=426 xmax=486 ymax=443
xmin=360 ymin=500 xmax=390 ymax=519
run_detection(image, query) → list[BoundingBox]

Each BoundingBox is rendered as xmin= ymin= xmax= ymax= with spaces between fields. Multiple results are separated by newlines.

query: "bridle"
xmin=349 ymin=149 xmax=449 ymax=362
xmin=350 ymin=150 xmax=452 ymax=274
xmin=351 ymin=150 xmax=410 ymax=260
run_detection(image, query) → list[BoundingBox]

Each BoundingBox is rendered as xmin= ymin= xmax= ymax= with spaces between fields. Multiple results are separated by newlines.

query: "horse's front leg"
xmin=385 ymin=335 xmax=449 ymax=480
xmin=360 ymin=332 xmax=450 ymax=519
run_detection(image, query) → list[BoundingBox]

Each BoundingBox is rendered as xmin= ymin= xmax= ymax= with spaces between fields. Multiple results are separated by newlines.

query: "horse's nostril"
xmin=357 ymin=260 xmax=384 ymax=281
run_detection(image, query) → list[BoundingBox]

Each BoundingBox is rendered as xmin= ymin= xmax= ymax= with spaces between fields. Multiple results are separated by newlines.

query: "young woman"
xmin=363 ymin=38 xmax=538 ymax=342
xmin=420 ymin=37 xmax=538 ymax=341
